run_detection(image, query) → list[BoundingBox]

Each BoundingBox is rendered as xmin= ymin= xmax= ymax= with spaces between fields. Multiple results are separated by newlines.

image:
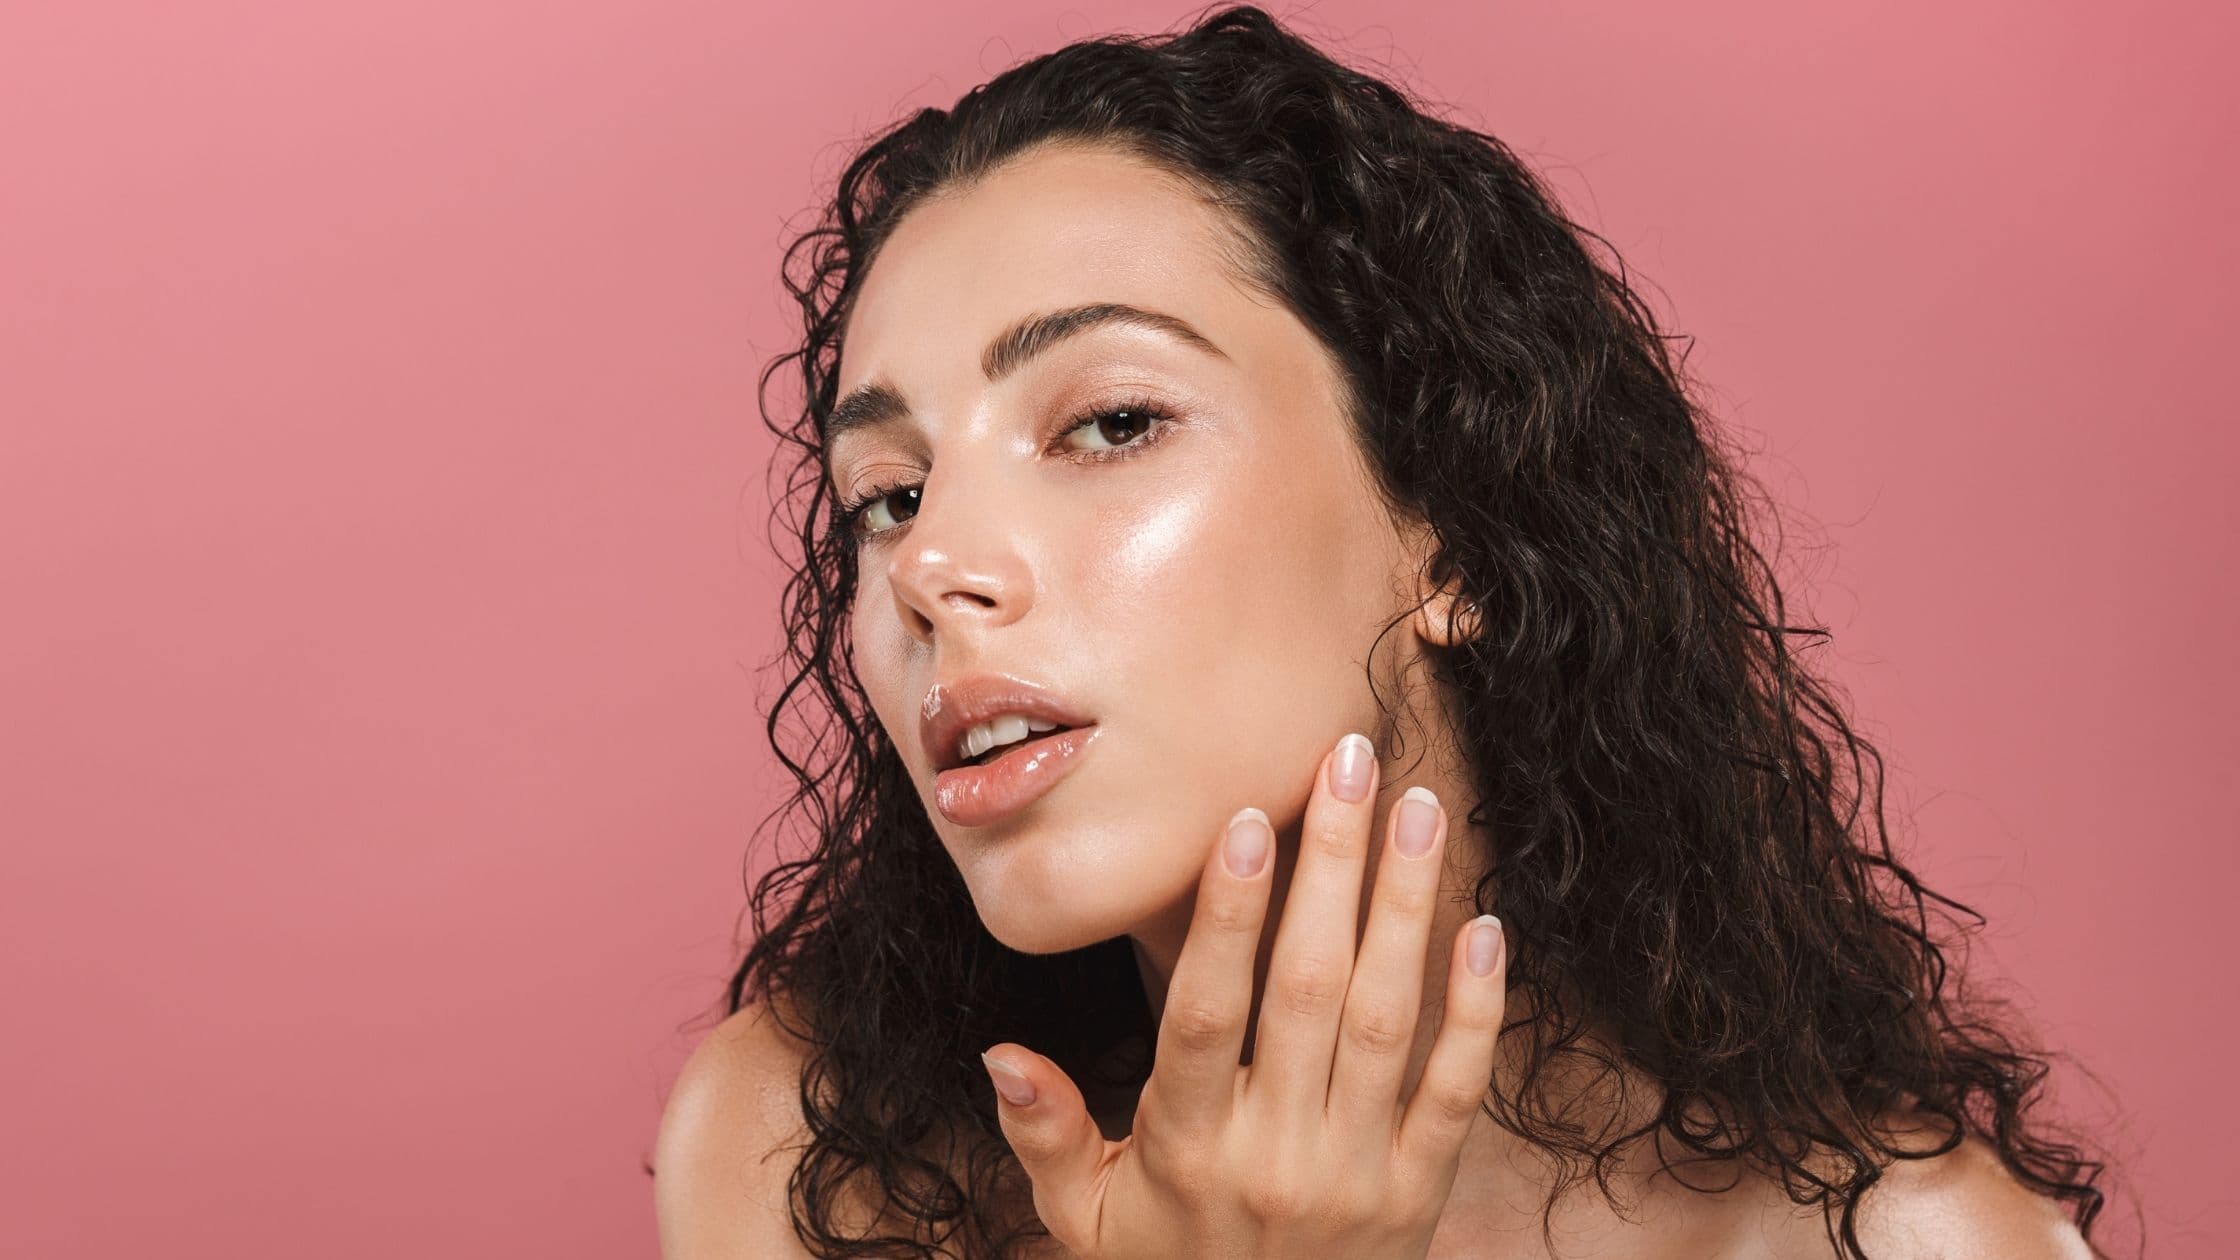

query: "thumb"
xmin=981 ymin=1044 xmax=1109 ymax=1240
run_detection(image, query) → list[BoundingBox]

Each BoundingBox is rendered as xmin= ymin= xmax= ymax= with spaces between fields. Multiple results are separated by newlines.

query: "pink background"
xmin=2 ymin=2 xmax=2230 ymax=1255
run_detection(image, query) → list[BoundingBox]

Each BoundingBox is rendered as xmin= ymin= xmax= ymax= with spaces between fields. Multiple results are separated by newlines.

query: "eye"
xmin=843 ymin=482 xmax=922 ymax=538
xmin=1059 ymin=403 xmax=1161 ymax=454
xmin=837 ymin=395 xmax=1178 ymax=544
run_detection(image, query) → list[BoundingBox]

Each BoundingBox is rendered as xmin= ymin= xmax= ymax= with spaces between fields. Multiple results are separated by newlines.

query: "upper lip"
xmin=920 ymin=671 xmax=1096 ymax=772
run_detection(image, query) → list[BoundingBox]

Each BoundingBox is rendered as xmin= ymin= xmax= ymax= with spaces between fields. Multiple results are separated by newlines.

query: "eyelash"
xmin=835 ymin=394 xmax=1180 ymax=544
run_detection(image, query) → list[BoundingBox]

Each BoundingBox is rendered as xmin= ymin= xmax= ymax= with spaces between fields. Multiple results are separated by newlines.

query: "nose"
xmin=882 ymin=465 xmax=1035 ymax=645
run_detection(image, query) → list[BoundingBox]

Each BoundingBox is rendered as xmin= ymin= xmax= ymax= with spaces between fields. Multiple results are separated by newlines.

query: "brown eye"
xmin=1059 ymin=405 xmax=1158 ymax=452
xmin=850 ymin=484 xmax=921 ymax=536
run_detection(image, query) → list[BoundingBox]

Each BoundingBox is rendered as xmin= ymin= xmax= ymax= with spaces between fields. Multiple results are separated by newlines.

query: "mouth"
xmin=920 ymin=672 xmax=1101 ymax=823
xmin=954 ymin=722 xmax=1086 ymax=769
xmin=932 ymin=722 xmax=1103 ymax=828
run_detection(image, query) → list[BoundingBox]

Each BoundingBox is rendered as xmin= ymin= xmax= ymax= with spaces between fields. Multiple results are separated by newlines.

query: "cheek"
xmin=1079 ymin=445 xmax=1374 ymax=652
xmin=846 ymin=582 xmax=917 ymax=742
xmin=1081 ymin=477 xmax=1211 ymax=607
xmin=1069 ymin=457 xmax=1387 ymax=812
xmin=851 ymin=570 xmax=919 ymax=664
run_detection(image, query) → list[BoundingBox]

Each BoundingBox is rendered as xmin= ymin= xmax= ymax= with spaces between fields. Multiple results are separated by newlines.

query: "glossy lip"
xmin=933 ymin=724 xmax=1103 ymax=827
xmin=920 ymin=671 xmax=1097 ymax=774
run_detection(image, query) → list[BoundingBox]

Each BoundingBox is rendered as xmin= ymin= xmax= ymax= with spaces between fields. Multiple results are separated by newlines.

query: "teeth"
xmin=957 ymin=714 xmax=1063 ymax=765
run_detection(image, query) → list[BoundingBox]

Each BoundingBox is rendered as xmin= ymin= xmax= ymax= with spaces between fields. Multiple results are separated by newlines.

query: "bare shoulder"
xmin=1755 ymin=1112 xmax=2096 ymax=1260
xmin=653 ymin=993 xmax=1033 ymax=1259
xmin=1844 ymin=1118 xmax=2095 ymax=1260
xmin=653 ymin=994 xmax=821 ymax=1259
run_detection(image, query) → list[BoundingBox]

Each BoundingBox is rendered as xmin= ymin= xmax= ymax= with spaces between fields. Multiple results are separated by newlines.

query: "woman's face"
xmin=828 ymin=142 xmax=1446 ymax=954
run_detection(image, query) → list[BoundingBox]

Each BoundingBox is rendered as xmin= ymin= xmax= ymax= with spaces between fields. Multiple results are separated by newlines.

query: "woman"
xmin=655 ymin=6 xmax=2113 ymax=1257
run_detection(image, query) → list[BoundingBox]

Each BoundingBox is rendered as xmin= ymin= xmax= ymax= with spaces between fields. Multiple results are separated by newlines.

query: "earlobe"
xmin=1406 ymin=553 xmax=1478 ymax=645
xmin=1402 ymin=521 xmax=1481 ymax=648
xmin=1410 ymin=560 xmax=1482 ymax=649
xmin=1413 ymin=588 xmax=1481 ymax=648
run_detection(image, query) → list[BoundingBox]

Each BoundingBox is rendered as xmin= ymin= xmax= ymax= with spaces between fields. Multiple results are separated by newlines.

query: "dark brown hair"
xmin=724 ymin=5 xmax=2116 ymax=1255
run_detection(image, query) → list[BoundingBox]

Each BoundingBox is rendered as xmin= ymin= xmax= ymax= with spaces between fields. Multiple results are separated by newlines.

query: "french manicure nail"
xmin=1330 ymin=732 xmax=1374 ymax=802
xmin=1394 ymin=785 xmax=1440 ymax=858
xmin=1466 ymin=915 xmax=1503 ymax=976
xmin=1224 ymin=807 xmax=1271 ymax=878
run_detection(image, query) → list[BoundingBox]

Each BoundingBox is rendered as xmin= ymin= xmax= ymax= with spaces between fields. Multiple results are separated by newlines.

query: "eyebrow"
xmin=821 ymin=302 xmax=1227 ymax=448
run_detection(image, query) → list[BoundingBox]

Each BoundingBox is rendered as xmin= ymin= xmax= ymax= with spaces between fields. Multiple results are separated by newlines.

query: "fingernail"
xmin=1329 ymin=732 xmax=1375 ymax=802
xmin=1466 ymin=915 xmax=1503 ymax=976
xmin=1394 ymin=785 xmax=1441 ymax=859
xmin=1224 ymin=807 xmax=1271 ymax=878
xmin=982 ymin=1050 xmax=1037 ymax=1106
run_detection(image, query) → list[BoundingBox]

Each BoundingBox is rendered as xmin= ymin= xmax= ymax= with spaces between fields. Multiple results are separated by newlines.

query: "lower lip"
xmin=934 ymin=724 xmax=1102 ymax=827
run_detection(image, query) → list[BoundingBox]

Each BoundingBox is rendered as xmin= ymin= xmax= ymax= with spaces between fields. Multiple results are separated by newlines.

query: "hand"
xmin=979 ymin=731 xmax=1510 ymax=1260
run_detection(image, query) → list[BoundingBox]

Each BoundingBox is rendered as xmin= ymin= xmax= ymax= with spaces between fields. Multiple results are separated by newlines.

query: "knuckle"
xmin=1307 ymin=818 xmax=1364 ymax=860
xmin=1428 ymin=1081 xmax=1492 ymax=1130
xmin=1200 ymin=892 xmax=1259 ymax=937
xmin=1163 ymin=997 xmax=1234 ymax=1050
xmin=1342 ymin=1007 xmax=1414 ymax=1058
xmin=1326 ymin=1183 xmax=1383 ymax=1229
xmin=1239 ymin=1174 xmax=1310 ymax=1222
xmin=1274 ymin=963 xmax=1346 ymax=1018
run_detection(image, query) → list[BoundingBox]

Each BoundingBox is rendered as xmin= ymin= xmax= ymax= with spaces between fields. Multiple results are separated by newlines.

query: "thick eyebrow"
xmin=821 ymin=302 xmax=1227 ymax=450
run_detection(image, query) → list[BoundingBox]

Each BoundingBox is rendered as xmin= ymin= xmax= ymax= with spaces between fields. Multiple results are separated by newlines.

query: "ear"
xmin=1402 ymin=519 xmax=1482 ymax=649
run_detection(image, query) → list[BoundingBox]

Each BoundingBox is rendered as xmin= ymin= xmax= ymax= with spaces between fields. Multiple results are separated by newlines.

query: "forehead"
xmin=835 ymin=144 xmax=1247 ymax=400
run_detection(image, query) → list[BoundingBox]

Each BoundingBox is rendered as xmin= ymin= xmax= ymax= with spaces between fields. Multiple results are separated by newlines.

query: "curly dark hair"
xmin=719 ymin=5 xmax=2116 ymax=1256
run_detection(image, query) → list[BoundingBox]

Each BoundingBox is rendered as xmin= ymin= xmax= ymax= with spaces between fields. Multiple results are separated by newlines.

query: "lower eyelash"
xmin=1062 ymin=398 xmax=1178 ymax=466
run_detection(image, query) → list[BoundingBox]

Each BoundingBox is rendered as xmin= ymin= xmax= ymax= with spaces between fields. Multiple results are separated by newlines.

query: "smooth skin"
xmin=655 ymin=140 xmax=2099 ymax=1259
xmin=981 ymin=736 xmax=1507 ymax=1259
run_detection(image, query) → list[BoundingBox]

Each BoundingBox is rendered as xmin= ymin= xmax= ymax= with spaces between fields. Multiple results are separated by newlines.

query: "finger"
xmin=1150 ymin=805 xmax=1276 ymax=1127
xmin=1326 ymin=784 xmax=1447 ymax=1135
xmin=982 ymin=1043 xmax=1115 ymax=1247
xmin=1244 ymin=732 xmax=1380 ymax=1124
xmin=1397 ymin=914 xmax=1508 ymax=1166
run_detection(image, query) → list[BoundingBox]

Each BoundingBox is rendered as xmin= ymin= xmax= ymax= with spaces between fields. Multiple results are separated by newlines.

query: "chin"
xmin=957 ymin=837 xmax=1171 ymax=956
xmin=969 ymin=882 xmax=1142 ymax=954
xmin=974 ymin=911 xmax=1116 ymax=956
xmin=963 ymin=838 xmax=1209 ymax=955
